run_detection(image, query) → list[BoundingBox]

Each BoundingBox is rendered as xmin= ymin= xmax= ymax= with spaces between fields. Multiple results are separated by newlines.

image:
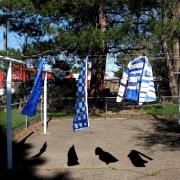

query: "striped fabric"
xmin=73 ymin=57 xmax=89 ymax=131
xmin=116 ymin=56 xmax=156 ymax=105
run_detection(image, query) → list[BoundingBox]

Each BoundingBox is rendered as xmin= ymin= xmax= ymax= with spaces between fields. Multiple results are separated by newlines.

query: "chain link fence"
xmin=1 ymin=93 xmax=179 ymax=131
xmin=161 ymin=96 xmax=179 ymax=118
xmin=39 ymin=96 xmax=180 ymax=120
xmin=47 ymin=97 xmax=106 ymax=119
xmin=105 ymin=96 xmax=179 ymax=119
xmin=0 ymin=65 xmax=180 ymax=131
xmin=1 ymin=54 xmax=178 ymax=132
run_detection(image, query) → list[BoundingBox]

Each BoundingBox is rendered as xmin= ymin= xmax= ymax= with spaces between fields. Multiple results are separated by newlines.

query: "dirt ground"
xmin=8 ymin=114 xmax=180 ymax=179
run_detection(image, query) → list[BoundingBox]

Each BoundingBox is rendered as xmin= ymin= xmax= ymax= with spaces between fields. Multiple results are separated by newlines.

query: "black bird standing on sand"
xmin=31 ymin=142 xmax=47 ymax=159
xmin=127 ymin=150 xmax=153 ymax=167
xmin=18 ymin=132 xmax=34 ymax=146
xmin=95 ymin=147 xmax=119 ymax=164
xmin=67 ymin=145 xmax=79 ymax=166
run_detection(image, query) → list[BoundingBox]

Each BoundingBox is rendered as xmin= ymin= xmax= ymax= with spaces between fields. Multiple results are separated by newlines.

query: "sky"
xmin=0 ymin=27 xmax=119 ymax=76
xmin=0 ymin=27 xmax=22 ymax=50
xmin=105 ymin=55 xmax=119 ymax=76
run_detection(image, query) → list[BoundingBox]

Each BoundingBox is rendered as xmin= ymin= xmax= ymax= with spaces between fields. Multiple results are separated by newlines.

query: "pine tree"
xmin=1 ymin=0 xmax=179 ymax=98
xmin=159 ymin=0 xmax=180 ymax=96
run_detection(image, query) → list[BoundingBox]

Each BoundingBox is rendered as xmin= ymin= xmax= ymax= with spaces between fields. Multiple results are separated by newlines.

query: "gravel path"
xmin=11 ymin=116 xmax=180 ymax=179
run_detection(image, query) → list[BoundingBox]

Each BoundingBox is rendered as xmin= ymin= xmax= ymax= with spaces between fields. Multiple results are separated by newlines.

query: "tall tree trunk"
xmin=173 ymin=1 xmax=180 ymax=96
xmin=90 ymin=54 xmax=106 ymax=97
xmin=90 ymin=2 xmax=107 ymax=98
xmin=172 ymin=37 xmax=180 ymax=96
xmin=162 ymin=0 xmax=180 ymax=96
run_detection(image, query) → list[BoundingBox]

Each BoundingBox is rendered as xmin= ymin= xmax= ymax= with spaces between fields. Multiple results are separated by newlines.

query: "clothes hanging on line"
xmin=73 ymin=57 xmax=89 ymax=131
xmin=116 ymin=55 xmax=156 ymax=105
xmin=21 ymin=57 xmax=45 ymax=116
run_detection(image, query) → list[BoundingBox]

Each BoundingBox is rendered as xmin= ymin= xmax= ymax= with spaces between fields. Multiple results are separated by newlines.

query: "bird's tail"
xmin=136 ymin=150 xmax=153 ymax=160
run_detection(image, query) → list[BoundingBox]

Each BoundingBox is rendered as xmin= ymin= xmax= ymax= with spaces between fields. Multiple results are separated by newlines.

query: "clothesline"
xmin=17 ymin=54 xmax=179 ymax=70
xmin=42 ymin=57 xmax=179 ymax=62
xmin=22 ymin=53 xmax=180 ymax=59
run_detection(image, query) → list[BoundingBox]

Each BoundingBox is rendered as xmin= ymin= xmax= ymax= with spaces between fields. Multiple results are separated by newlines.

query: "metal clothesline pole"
xmin=42 ymin=63 xmax=52 ymax=134
xmin=173 ymin=72 xmax=180 ymax=125
xmin=43 ymin=71 xmax=47 ymax=134
xmin=41 ymin=95 xmax=43 ymax=121
xmin=6 ymin=61 xmax=12 ymax=170
xmin=0 ymin=56 xmax=25 ymax=64
xmin=0 ymin=56 xmax=25 ymax=170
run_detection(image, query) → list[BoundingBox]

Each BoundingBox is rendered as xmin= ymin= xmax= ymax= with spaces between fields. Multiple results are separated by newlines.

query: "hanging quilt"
xmin=116 ymin=55 xmax=156 ymax=105
xmin=21 ymin=57 xmax=45 ymax=116
xmin=73 ymin=57 xmax=89 ymax=131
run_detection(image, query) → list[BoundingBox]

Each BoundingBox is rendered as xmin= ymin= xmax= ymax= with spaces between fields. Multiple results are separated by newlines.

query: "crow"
xmin=67 ymin=145 xmax=79 ymax=166
xmin=95 ymin=147 xmax=118 ymax=164
xmin=31 ymin=142 xmax=47 ymax=159
xmin=128 ymin=150 xmax=153 ymax=167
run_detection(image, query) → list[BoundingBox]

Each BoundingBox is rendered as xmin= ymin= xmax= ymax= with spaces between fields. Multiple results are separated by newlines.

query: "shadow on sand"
xmin=67 ymin=145 xmax=79 ymax=166
xmin=0 ymin=125 xmax=75 ymax=179
xmin=133 ymin=116 xmax=180 ymax=150
xmin=95 ymin=147 xmax=118 ymax=165
xmin=127 ymin=150 xmax=153 ymax=167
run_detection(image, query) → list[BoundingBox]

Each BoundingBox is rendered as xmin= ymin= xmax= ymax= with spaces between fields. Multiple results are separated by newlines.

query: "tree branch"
xmin=21 ymin=47 xmax=63 ymax=59
xmin=107 ymin=46 xmax=145 ymax=54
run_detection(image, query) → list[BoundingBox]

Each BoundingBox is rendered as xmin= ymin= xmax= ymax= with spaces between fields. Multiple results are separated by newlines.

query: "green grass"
xmin=0 ymin=109 xmax=73 ymax=129
xmin=0 ymin=104 xmax=178 ymax=130
xmin=143 ymin=103 xmax=178 ymax=116
xmin=0 ymin=110 xmax=40 ymax=129
xmin=48 ymin=109 xmax=74 ymax=117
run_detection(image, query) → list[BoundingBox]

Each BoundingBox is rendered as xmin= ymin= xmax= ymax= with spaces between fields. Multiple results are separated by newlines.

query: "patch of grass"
xmin=48 ymin=109 xmax=74 ymax=117
xmin=0 ymin=110 xmax=40 ymax=129
xmin=143 ymin=104 xmax=178 ymax=116
xmin=0 ymin=109 xmax=73 ymax=130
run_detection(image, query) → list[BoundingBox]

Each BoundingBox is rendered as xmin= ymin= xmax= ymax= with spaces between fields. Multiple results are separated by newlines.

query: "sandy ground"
xmin=11 ymin=115 xmax=180 ymax=180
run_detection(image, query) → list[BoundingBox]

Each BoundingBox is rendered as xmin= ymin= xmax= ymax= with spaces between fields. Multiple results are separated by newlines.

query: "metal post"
xmin=41 ymin=95 xmax=43 ymax=121
xmin=44 ymin=71 xmax=47 ymax=134
xmin=0 ymin=56 xmax=25 ymax=171
xmin=172 ymin=72 xmax=180 ymax=124
xmin=25 ymin=116 xmax=28 ymax=129
xmin=85 ymin=59 xmax=89 ymax=119
xmin=178 ymin=81 xmax=180 ymax=125
xmin=162 ymin=96 xmax=165 ymax=117
xmin=105 ymin=97 xmax=107 ymax=120
xmin=6 ymin=61 xmax=12 ymax=169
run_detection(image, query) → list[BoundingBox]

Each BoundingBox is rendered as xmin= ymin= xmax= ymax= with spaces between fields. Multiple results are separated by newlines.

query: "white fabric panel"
xmin=130 ymin=70 xmax=143 ymax=74
xmin=147 ymin=91 xmax=156 ymax=98
xmin=117 ymin=55 xmax=156 ymax=105
xmin=127 ymin=86 xmax=137 ymax=90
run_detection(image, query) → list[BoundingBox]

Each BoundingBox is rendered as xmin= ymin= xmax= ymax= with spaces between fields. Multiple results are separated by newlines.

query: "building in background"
xmin=0 ymin=64 xmax=53 ymax=95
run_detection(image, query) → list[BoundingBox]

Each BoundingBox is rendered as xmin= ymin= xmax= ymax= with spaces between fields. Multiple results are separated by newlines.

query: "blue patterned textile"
xmin=73 ymin=58 xmax=89 ymax=131
xmin=21 ymin=57 xmax=45 ymax=116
